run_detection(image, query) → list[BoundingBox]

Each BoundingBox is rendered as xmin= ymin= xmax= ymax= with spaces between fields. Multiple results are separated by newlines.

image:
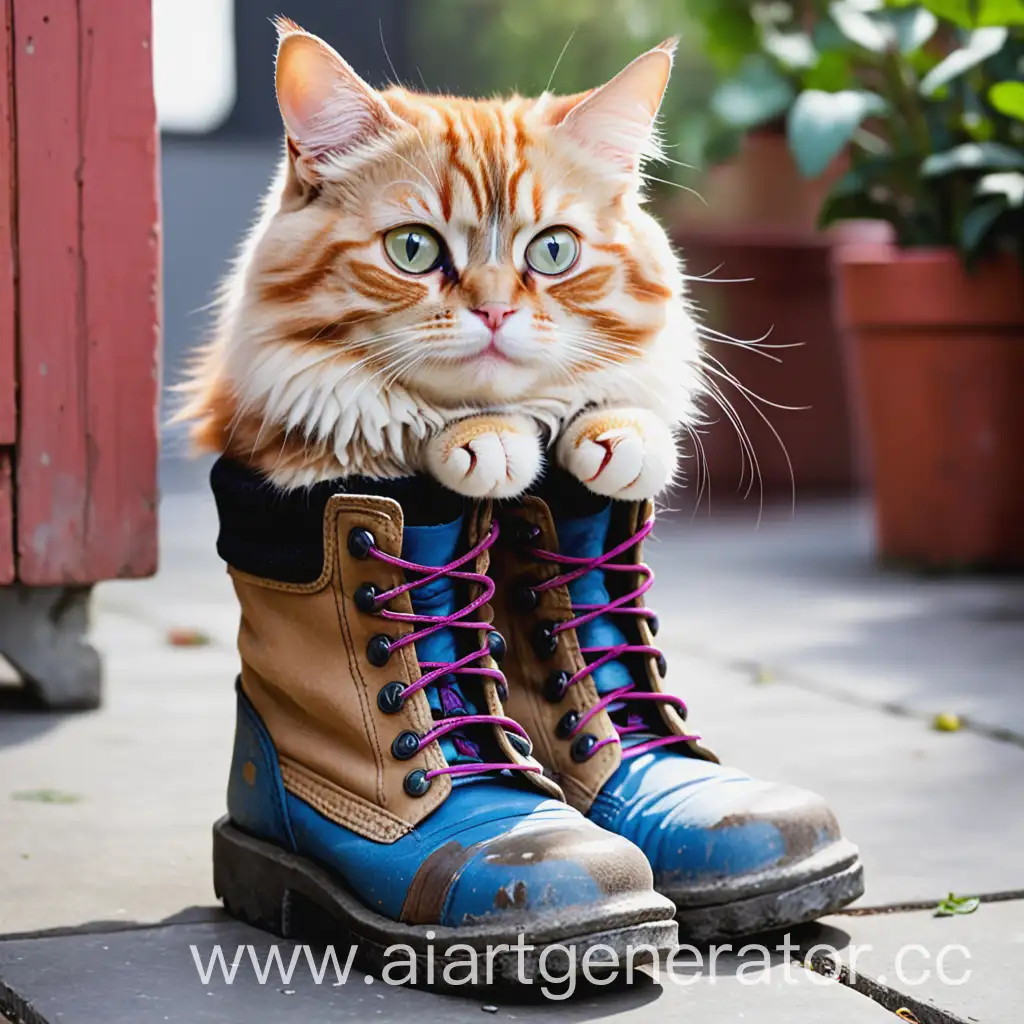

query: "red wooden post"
xmin=0 ymin=0 xmax=14 ymax=584
xmin=11 ymin=0 xmax=159 ymax=585
xmin=0 ymin=453 xmax=12 ymax=584
xmin=0 ymin=0 xmax=14 ymax=452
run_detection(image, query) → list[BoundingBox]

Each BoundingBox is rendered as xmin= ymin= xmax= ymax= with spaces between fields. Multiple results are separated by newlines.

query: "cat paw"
xmin=425 ymin=415 xmax=543 ymax=498
xmin=557 ymin=408 xmax=677 ymax=500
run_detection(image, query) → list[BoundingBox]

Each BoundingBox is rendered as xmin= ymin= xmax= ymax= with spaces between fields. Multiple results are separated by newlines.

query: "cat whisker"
xmin=640 ymin=171 xmax=708 ymax=207
xmin=681 ymin=422 xmax=711 ymax=518
xmin=545 ymin=31 xmax=577 ymax=94
xmin=699 ymin=353 xmax=809 ymax=413
xmin=699 ymin=373 xmax=763 ymax=513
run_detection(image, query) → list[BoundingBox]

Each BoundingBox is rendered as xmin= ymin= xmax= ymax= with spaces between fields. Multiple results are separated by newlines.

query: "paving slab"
xmin=797 ymin=899 xmax=1024 ymax=1023
xmin=659 ymin=651 xmax=1024 ymax=907
xmin=0 ymin=918 xmax=896 ymax=1024
xmin=648 ymin=503 xmax=1024 ymax=740
xmin=0 ymin=614 xmax=237 ymax=934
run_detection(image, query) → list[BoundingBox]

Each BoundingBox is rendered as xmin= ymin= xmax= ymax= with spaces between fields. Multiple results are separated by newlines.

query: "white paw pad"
xmin=557 ymin=411 xmax=677 ymax=499
xmin=426 ymin=419 xmax=543 ymax=498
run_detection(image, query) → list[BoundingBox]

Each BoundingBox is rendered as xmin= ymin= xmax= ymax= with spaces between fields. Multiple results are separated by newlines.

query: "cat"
xmin=179 ymin=18 xmax=703 ymax=501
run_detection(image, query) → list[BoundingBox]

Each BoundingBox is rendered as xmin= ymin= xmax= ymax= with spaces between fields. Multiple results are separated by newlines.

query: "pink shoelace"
xmin=526 ymin=514 xmax=701 ymax=761
xmin=366 ymin=521 xmax=541 ymax=783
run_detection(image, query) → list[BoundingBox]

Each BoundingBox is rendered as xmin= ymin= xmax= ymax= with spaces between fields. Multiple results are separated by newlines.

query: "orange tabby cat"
xmin=180 ymin=18 xmax=702 ymax=499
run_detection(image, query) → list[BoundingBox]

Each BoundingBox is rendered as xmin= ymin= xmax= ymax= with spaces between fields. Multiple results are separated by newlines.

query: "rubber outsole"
xmin=666 ymin=843 xmax=866 ymax=942
xmin=213 ymin=817 xmax=680 ymax=990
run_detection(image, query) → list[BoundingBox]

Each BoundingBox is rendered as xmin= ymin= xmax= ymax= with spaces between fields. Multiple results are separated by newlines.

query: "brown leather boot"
xmin=209 ymin=459 xmax=678 ymax=986
xmin=490 ymin=486 xmax=864 ymax=941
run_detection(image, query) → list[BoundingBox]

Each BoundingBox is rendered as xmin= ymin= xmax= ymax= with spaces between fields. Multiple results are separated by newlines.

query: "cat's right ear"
xmin=274 ymin=18 xmax=399 ymax=185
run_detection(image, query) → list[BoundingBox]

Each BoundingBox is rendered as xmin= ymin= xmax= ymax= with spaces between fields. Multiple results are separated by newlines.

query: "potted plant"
xmin=670 ymin=1 xmax=874 ymax=500
xmin=786 ymin=0 xmax=1024 ymax=566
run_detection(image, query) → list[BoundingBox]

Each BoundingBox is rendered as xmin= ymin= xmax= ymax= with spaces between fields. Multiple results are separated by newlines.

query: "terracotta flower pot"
xmin=835 ymin=244 xmax=1024 ymax=568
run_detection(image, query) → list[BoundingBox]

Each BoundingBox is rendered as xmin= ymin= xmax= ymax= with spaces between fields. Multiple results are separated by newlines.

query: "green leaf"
xmin=882 ymin=6 xmax=940 ymax=52
xmin=920 ymin=28 xmax=1008 ymax=95
xmin=977 ymin=170 xmax=1024 ymax=205
xmin=989 ymin=81 xmax=1024 ymax=122
xmin=921 ymin=0 xmax=1024 ymax=26
xmin=922 ymin=141 xmax=1024 ymax=175
xmin=935 ymin=892 xmax=982 ymax=916
xmin=788 ymin=90 xmax=889 ymax=177
xmin=829 ymin=0 xmax=894 ymax=51
xmin=961 ymin=198 xmax=1008 ymax=253
xmin=711 ymin=57 xmax=796 ymax=129
xmin=12 ymin=789 xmax=82 ymax=805
xmin=962 ymin=111 xmax=997 ymax=140
xmin=804 ymin=51 xmax=858 ymax=91
xmin=762 ymin=28 xmax=819 ymax=70
xmin=977 ymin=0 xmax=1024 ymax=23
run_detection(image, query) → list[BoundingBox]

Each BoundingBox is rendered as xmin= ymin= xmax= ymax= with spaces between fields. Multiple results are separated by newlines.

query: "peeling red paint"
xmin=10 ymin=0 xmax=159 ymax=584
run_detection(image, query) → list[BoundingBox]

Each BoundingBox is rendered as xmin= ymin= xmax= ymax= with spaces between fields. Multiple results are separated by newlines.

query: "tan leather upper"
xmin=231 ymin=494 xmax=558 ymax=843
xmin=491 ymin=497 xmax=717 ymax=814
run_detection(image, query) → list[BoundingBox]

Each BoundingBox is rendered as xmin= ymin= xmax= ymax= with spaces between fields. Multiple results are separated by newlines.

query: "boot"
xmin=490 ymin=473 xmax=865 ymax=942
xmin=209 ymin=458 xmax=678 ymax=986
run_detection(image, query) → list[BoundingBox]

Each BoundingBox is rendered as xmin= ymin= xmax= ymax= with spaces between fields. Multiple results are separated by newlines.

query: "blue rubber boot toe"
xmin=589 ymin=752 xmax=861 ymax=939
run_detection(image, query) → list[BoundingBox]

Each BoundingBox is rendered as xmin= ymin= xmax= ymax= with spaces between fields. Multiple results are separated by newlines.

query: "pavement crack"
xmin=837 ymin=889 xmax=1024 ymax=918
xmin=797 ymin=954 xmax=973 ymax=1024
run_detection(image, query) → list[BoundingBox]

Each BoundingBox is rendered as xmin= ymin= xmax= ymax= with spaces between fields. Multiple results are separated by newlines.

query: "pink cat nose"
xmin=471 ymin=303 xmax=517 ymax=332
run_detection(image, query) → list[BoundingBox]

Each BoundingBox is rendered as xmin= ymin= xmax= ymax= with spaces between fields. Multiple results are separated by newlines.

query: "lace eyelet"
xmin=354 ymin=583 xmax=381 ymax=614
xmin=532 ymin=621 xmax=559 ymax=660
xmin=377 ymin=681 xmax=406 ymax=714
xmin=506 ymin=731 xmax=532 ymax=758
xmin=511 ymin=521 xmax=541 ymax=547
xmin=656 ymin=653 xmax=668 ymax=678
xmin=404 ymin=769 xmax=432 ymax=797
xmin=391 ymin=730 xmax=420 ymax=761
xmin=571 ymin=734 xmax=599 ymax=763
xmin=513 ymin=580 xmax=540 ymax=612
xmin=649 ymin=613 xmax=660 ymax=637
xmin=367 ymin=634 xmax=393 ymax=667
xmin=496 ymin=681 xmax=509 ymax=703
xmin=555 ymin=709 xmax=581 ymax=739
xmin=486 ymin=630 xmax=507 ymax=664
xmin=544 ymin=670 xmax=570 ymax=704
xmin=348 ymin=528 xmax=375 ymax=559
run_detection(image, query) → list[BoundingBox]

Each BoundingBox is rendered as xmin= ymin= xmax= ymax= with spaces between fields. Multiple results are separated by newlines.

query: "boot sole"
xmin=213 ymin=817 xmax=679 ymax=989
xmin=666 ymin=842 xmax=865 ymax=942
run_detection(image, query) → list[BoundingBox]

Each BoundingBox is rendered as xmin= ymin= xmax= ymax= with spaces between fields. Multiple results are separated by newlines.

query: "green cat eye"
xmin=525 ymin=227 xmax=579 ymax=276
xmin=384 ymin=225 xmax=443 ymax=274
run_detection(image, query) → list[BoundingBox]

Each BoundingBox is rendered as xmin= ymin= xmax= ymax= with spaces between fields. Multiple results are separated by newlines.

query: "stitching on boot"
xmin=330 ymin=505 xmax=389 ymax=808
xmin=280 ymin=757 xmax=412 ymax=842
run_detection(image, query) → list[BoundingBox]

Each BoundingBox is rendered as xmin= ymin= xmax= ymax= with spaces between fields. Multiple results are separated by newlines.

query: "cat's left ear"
xmin=274 ymin=17 xmax=401 ymax=184
xmin=552 ymin=39 xmax=676 ymax=176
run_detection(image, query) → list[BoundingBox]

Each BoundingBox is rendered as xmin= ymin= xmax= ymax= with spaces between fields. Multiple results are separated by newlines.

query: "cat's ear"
xmin=274 ymin=18 xmax=399 ymax=181
xmin=552 ymin=39 xmax=676 ymax=176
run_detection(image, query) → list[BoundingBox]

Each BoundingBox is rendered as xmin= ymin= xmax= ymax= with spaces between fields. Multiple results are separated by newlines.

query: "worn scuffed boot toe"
xmin=210 ymin=459 xmax=677 ymax=986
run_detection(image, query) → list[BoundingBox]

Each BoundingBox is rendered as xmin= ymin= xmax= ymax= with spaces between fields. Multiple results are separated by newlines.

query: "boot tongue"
xmin=555 ymin=504 xmax=654 ymax=749
xmin=401 ymin=518 xmax=480 ymax=764
xmin=556 ymin=504 xmax=634 ymax=695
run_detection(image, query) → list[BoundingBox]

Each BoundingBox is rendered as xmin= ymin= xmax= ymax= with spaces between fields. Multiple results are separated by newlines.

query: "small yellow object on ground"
xmin=932 ymin=711 xmax=962 ymax=732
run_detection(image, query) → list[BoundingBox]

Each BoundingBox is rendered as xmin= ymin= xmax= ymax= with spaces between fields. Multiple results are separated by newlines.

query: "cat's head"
xmin=189 ymin=19 xmax=696 ymax=458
